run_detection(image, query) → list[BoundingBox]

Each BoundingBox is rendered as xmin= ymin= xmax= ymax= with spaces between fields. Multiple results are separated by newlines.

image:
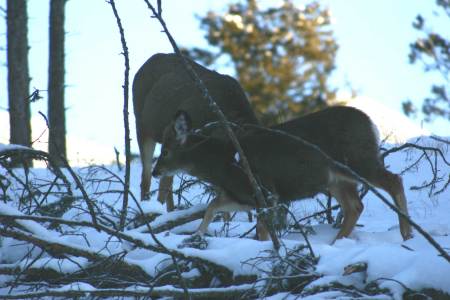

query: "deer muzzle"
xmin=152 ymin=168 xmax=162 ymax=178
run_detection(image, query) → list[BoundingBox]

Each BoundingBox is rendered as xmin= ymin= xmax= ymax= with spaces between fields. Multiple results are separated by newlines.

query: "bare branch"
xmin=107 ymin=0 xmax=131 ymax=232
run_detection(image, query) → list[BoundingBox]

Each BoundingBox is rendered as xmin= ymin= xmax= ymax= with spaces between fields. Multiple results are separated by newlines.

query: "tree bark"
xmin=7 ymin=0 xmax=32 ymax=167
xmin=48 ymin=0 xmax=67 ymax=165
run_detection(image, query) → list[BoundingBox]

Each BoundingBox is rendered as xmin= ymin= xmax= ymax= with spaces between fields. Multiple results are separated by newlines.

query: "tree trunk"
xmin=48 ymin=0 xmax=67 ymax=165
xmin=7 ymin=0 xmax=32 ymax=167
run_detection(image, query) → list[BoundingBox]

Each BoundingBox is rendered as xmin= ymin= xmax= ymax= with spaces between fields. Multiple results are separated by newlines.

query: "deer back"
xmin=133 ymin=53 xmax=259 ymax=142
xmin=272 ymin=106 xmax=382 ymax=180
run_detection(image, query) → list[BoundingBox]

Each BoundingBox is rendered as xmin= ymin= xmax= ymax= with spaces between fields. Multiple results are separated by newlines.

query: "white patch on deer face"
xmin=174 ymin=113 xmax=190 ymax=144
xmin=234 ymin=152 xmax=240 ymax=163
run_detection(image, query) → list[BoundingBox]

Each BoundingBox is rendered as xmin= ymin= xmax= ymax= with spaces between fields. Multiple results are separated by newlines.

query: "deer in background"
xmin=133 ymin=53 xmax=259 ymax=211
xmin=152 ymin=106 xmax=412 ymax=242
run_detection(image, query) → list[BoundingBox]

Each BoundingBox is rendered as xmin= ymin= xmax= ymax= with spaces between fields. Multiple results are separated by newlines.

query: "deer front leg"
xmin=195 ymin=193 xmax=253 ymax=236
xmin=139 ymin=137 xmax=156 ymax=200
xmin=330 ymin=183 xmax=363 ymax=244
xmin=157 ymin=175 xmax=174 ymax=211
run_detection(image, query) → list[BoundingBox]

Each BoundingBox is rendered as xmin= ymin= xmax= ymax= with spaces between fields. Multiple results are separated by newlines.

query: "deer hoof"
xmin=141 ymin=192 xmax=151 ymax=201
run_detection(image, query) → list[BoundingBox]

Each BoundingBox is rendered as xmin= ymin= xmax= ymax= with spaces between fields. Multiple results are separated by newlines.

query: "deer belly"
xmin=274 ymin=170 xmax=330 ymax=202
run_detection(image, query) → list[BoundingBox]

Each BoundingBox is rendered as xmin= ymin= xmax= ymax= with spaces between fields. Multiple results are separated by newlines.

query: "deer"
xmin=152 ymin=106 xmax=413 ymax=243
xmin=133 ymin=53 xmax=259 ymax=211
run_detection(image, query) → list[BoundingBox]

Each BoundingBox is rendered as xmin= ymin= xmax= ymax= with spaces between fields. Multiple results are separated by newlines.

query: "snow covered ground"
xmin=0 ymin=135 xmax=449 ymax=299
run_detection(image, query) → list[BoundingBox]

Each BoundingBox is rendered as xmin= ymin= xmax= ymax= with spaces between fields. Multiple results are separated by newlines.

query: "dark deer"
xmin=133 ymin=53 xmax=259 ymax=210
xmin=152 ymin=106 xmax=412 ymax=242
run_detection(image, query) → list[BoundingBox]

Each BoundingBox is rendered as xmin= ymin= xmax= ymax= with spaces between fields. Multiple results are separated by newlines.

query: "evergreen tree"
xmin=403 ymin=0 xmax=450 ymax=122
xmin=186 ymin=0 xmax=338 ymax=125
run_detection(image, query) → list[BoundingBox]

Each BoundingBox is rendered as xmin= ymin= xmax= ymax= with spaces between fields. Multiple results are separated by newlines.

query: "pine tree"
xmin=186 ymin=0 xmax=338 ymax=125
xmin=403 ymin=0 xmax=450 ymax=122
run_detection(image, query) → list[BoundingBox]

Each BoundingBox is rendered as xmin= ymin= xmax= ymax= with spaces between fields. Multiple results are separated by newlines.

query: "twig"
xmin=284 ymin=208 xmax=315 ymax=259
xmin=107 ymin=0 xmax=131 ymax=232
xmin=382 ymin=142 xmax=450 ymax=166
xmin=113 ymin=147 xmax=122 ymax=171
xmin=297 ymin=204 xmax=340 ymax=223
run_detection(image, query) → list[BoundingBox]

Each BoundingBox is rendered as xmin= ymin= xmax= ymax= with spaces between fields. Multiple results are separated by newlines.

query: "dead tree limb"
xmin=0 ymin=226 xmax=151 ymax=282
xmin=107 ymin=0 xmax=131 ymax=232
xmin=0 ymin=284 xmax=256 ymax=299
xmin=0 ymin=213 xmax=236 ymax=279
xmin=134 ymin=204 xmax=207 ymax=233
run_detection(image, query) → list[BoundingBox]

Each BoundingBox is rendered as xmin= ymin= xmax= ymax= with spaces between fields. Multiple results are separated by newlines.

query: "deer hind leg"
xmin=139 ymin=137 xmax=156 ymax=201
xmin=196 ymin=194 xmax=252 ymax=236
xmin=330 ymin=182 xmax=363 ymax=243
xmin=370 ymin=169 xmax=412 ymax=240
xmin=157 ymin=176 xmax=174 ymax=212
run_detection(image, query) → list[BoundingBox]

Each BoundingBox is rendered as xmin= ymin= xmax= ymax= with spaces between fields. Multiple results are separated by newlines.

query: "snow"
xmin=133 ymin=203 xmax=208 ymax=233
xmin=1 ymin=132 xmax=449 ymax=298
xmin=0 ymin=203 xmax=59 ymax=239
xmin=0 ymin=143 xmax=30 ymax=152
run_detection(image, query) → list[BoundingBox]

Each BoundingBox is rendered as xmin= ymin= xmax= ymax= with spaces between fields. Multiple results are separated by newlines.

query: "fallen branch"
xmin=0 ymin=284 xmax=256 ymax=299
xmin=134 ymin=204 xmax=207 ymax=233
xmin=0 ymin=212 xmax=237 ymax=280
xmin=0 ymin=226 xmax=151 ymax=283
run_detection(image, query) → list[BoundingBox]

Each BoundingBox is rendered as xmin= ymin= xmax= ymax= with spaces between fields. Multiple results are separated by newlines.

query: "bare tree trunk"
xmin=7 ymin=0 xmax=31 ymax=167
xmin=48 ymin=0 xmax=66 ymax=165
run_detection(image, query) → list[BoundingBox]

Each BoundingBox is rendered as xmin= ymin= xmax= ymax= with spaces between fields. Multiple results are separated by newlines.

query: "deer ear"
xmin=174 ymin=110 xmax=192 ymax=144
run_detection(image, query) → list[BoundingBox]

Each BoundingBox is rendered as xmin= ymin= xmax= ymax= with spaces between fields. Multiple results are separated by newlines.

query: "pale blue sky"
xmin=1 ymin=0 xmax=449 ymax=154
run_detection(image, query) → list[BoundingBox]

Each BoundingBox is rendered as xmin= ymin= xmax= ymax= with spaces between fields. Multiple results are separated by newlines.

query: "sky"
xmin=0 ymin=0 xmax=449 ymax=155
